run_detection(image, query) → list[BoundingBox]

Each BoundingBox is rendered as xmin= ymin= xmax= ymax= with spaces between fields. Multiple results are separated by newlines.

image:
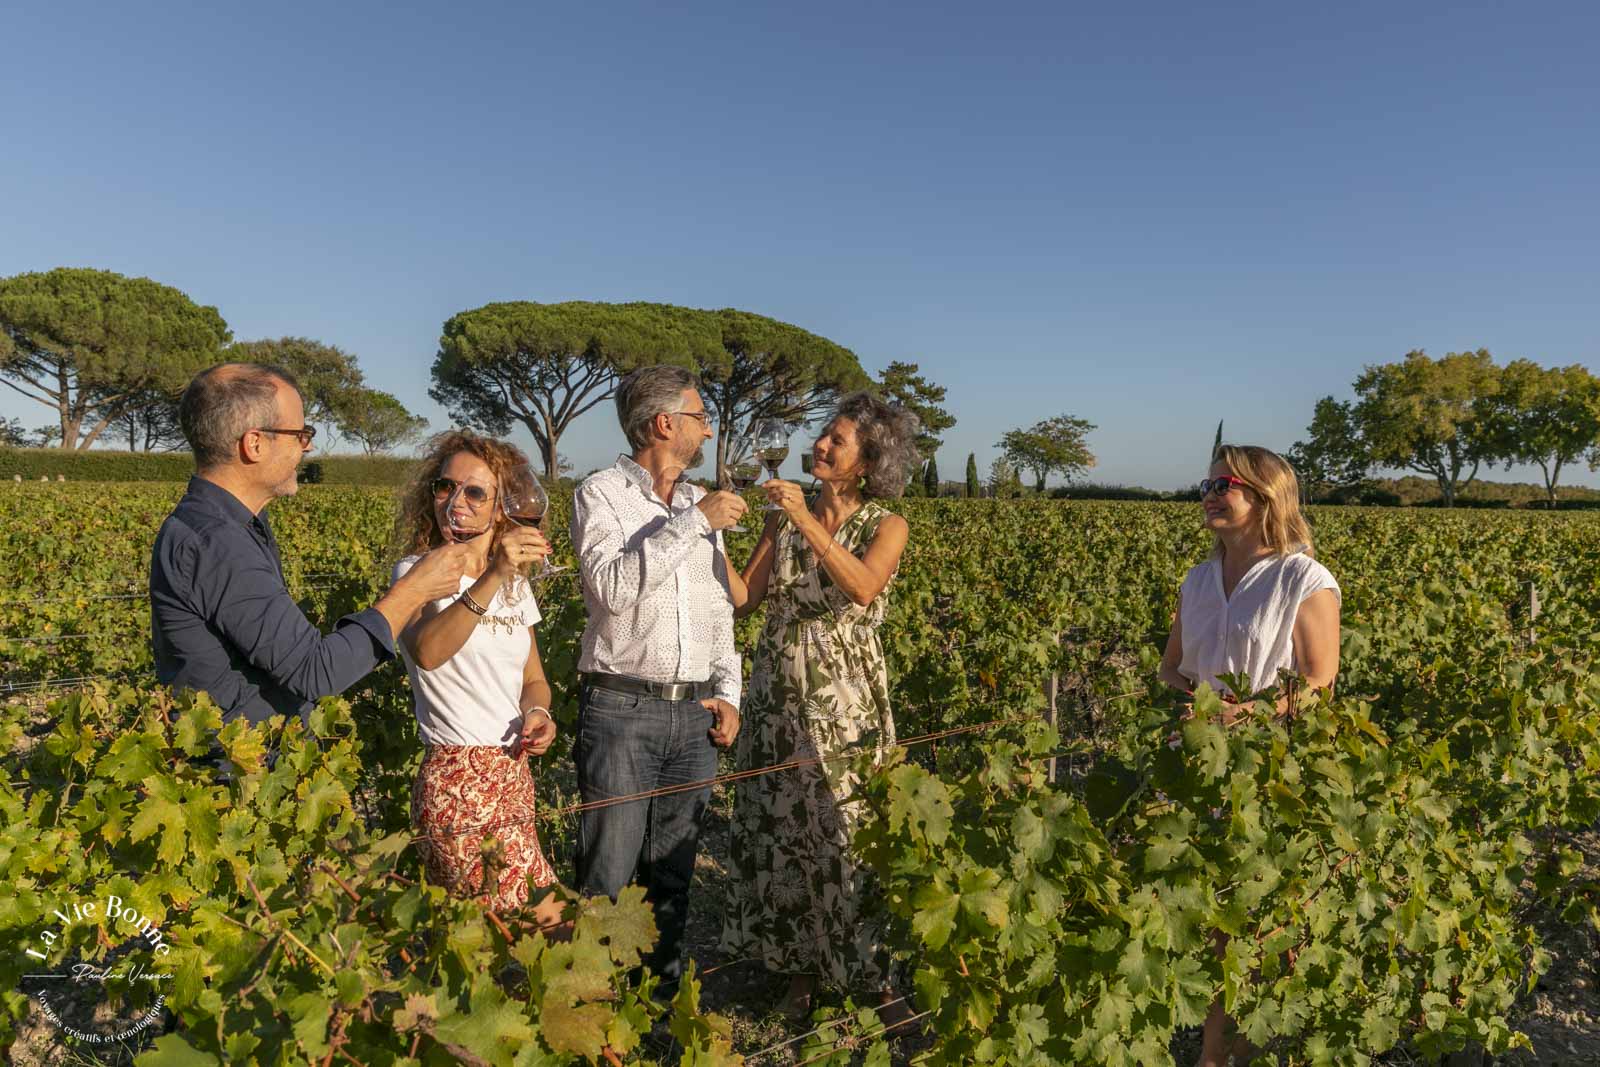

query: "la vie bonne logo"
xmin=20 ymin=892 xmax=176 ymax=1046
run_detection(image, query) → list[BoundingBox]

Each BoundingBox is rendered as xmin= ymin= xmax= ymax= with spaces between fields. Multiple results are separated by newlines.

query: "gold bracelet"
xmin=818 ymin=540 xmax=837 ymax=566
xmin=458 ymin=589 xmax=489 ymax=616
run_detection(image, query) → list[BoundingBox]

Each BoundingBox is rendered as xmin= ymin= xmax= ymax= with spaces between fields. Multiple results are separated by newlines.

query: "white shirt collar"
xmin=614 ymin=454 xmax=693 ymax=507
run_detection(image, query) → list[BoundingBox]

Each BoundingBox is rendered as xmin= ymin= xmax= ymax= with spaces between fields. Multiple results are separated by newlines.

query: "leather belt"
xmin=584 ymin=672 xmax=713 ymax=703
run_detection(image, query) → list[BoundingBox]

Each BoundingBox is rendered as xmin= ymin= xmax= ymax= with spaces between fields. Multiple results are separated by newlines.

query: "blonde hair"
xmin=1210 ymin=444 xmax=1313 ymax=558
xmin=391 ymin=430 xmax=535 ymax=601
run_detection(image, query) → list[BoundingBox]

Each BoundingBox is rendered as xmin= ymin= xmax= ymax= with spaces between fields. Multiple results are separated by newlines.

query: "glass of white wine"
xmin=753 ymin=420 xmax=790 ymax=512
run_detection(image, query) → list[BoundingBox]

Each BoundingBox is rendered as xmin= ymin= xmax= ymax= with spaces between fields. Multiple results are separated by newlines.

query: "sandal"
xmin=778 ymin=975 xmax=816 ymax=1021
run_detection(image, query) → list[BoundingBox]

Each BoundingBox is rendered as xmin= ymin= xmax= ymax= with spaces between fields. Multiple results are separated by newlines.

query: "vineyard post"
xmin=1527 ymin=580 xmax=1539 ymax=647
xmin=1042 ymin=631 xmax=1059 ymax=784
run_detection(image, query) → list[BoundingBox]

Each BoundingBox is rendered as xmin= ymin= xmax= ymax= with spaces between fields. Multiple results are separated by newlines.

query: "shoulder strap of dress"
xmin=855 ymin=501 xmax=888 ymax=540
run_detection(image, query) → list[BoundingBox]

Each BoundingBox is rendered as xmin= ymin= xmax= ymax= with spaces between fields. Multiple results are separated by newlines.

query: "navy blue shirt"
xmin=149 ymin=476 xmax=395 ymax=725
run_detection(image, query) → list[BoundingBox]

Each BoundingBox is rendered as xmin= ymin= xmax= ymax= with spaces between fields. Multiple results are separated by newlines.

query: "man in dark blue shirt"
xmin=150 ymin=362 xmax=468 ymax=725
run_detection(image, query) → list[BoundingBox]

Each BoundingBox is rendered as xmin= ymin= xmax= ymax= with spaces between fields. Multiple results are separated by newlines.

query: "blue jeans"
xmin=574 ymin=683 xmax=718 ymax=984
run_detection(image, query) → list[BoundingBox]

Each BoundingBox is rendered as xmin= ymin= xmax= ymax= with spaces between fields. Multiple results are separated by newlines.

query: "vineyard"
xmin=1 ymin=483 xmax=1598 ymax=1065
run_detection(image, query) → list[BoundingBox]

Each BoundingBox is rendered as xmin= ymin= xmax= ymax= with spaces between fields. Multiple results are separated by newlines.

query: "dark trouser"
xmin=574 ymin=683 xmax=718 ymax=984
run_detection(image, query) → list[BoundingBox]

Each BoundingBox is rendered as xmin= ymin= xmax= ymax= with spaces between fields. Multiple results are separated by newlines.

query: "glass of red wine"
xmin=721 ymin=456 xmax=761 ymax=533
xmin=500 ymin=464 xmax=567 ymax=578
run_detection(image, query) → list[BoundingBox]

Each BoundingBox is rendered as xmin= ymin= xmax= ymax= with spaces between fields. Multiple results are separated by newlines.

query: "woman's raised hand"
xmin=493 ymin=524 xmax=551 ymax=577
xmin=761 ymin=479 xmax=808 ymax=521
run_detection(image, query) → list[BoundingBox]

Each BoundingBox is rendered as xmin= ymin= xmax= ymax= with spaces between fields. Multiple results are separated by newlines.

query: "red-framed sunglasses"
xmin=1199 ymin=476 xmax=1249 ymax=498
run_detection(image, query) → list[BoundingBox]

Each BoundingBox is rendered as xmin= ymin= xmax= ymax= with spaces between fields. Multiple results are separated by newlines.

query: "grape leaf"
xmin=433 ymin=983 xmax=535 ymax=1064
xmin=128 ymin=773 xmax=189 ymax=865
xmin=576 ymin=884 xmax=657 ymax=968
xmin=887 ymin=764 xmax=953 ymax=846
xmin=539 ymin=999 xmax=610 ymax=1058
xmin=133 ymin=1034 xmax=221 ymax=1067
xmin=295 ymin=768 xmax=350 ymax=834
xmin=101 ymin=731 xmax=165 ymax=785
xmin=539 ymin=938 xmax=616 ymax=1005
xmin=173 ymin=696 xmax=223 ymax=757
xmin=911 ymin=878 xmax=960 ymax=950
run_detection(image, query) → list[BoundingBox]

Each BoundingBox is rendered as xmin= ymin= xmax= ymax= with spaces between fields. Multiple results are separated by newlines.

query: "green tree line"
xmin=9 ymin=269 xmax=1597 ymax=508
xmin=0 ymin=270 xmax=430 ymax=455
xmin=0 ymin=269 xmax=961 ymax=484
xmin=1289 ymin=348 xmax=1600 ymax=507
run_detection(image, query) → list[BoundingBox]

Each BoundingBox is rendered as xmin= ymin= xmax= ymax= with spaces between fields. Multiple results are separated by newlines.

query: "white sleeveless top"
xmin=1177 ymin=551 xmax=1340 ymax=698
xmin=392 ymin=556 xmax=542 ymax=747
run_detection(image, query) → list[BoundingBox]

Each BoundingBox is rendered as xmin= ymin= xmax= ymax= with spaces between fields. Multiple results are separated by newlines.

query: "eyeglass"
xmin=257 ymin=426 xmax=316 ymax=447
xmin=1199 ymin=476 xmax=1249 ymax=498
xmin=667 ymin=410 xmax=710 ymax=425
xmin=430 ymin=477 xmax=494 ymax=506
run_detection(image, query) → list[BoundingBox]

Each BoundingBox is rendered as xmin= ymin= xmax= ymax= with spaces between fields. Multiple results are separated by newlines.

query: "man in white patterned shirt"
xmin=570 ymin=365 xmax=746 ymax=993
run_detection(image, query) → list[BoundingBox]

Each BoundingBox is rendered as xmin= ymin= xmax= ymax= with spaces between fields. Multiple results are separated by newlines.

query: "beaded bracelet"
xmin=458 ymin=589 xmax=489 ymax=616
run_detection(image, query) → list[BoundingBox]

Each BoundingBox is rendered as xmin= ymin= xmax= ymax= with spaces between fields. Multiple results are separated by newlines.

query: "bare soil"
xmin=1487 ymin=827 xmax=1600 ymax=1067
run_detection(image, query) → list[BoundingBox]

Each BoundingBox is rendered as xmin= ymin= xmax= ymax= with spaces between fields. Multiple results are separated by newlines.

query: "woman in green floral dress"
xmin=721 ymin=392 xmax=921 ymax=1023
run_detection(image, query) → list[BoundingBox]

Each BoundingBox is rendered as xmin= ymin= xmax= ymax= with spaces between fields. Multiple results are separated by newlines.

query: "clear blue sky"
xmin=4 ymin=1 xmax=1597 ymax=489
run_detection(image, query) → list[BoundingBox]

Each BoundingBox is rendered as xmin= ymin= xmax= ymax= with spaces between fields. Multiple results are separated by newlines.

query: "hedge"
xmin=0 ymin=447 xmax=415 ymax=486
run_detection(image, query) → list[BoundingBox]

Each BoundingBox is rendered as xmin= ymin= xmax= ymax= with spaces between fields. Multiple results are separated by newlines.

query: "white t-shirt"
xmin=1177 ymin=550 xmax=1340 ymax=698
xmin=392 ymin=556 xmax=542 ymax=747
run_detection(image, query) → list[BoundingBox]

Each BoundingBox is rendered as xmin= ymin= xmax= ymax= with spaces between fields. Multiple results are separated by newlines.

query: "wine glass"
xmin=442 ymin=480 xmax=494 ymax=543
xmin=500 ymin=464 xmax=568 ymax=578
xmin=722 ymin=454 xmax=762 ymax=532
xmin=799 ymin=451 xmax=820 ymax=502
xmin=753 ymin=419 xmax=791 ymax=512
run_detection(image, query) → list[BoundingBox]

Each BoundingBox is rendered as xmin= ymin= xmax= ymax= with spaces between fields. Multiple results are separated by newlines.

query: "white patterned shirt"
xmin=570 ymin=455 xmax=741 ymax=709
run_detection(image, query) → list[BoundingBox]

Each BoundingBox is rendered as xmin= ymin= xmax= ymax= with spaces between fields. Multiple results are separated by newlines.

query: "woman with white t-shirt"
xmin=390 ymin=431 xmax=563 ymax=925
xmin=1158 ymin=444 xmax=1340 ymax=1067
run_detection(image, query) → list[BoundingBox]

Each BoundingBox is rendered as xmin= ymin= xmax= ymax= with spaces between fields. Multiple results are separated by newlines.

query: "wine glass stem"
xmin=764 ymin=467 xmax=785 ymax=510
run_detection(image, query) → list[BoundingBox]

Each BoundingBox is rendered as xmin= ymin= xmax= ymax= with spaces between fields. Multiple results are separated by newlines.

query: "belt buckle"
xmin=649 ymin=680 xmax=691 ymax=701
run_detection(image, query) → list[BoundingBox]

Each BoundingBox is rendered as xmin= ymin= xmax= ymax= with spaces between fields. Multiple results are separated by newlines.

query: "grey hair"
xmin=616 ymin=365 xmax=704 ymax=452
xmin=179 ymin=362 xmax=301 ymax=470
xmin=829 ymin=391 xmax=923 ymax=499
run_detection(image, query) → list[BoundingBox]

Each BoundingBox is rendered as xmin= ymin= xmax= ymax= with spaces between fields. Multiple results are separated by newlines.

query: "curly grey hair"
xmin=826 ymin=391 xmax=922 ymax=499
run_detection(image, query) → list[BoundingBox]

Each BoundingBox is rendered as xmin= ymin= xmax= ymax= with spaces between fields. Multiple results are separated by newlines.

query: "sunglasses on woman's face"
xmin=1199 ymin=476 xmax=1249 ymax=498
xmin=430 ymin=477 xmax=494 ymax=507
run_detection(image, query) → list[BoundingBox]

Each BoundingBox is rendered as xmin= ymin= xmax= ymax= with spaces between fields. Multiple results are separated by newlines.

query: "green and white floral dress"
xmin=720 ymin=501 xmax=897 ymax=988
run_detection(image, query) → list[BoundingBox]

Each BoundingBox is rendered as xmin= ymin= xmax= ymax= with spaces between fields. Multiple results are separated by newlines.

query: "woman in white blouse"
xmin=390 ymin=431 xmax=564 ymax=928
xmin=1160 ymin=444 xmax=1340 ymax=708
xmin=1157 ymin=444 xmax=1340 ymax=1067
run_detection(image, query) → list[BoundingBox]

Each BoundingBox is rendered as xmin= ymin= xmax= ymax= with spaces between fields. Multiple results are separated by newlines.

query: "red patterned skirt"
xmin=411 ymin=745 xmax=557 ymax=912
